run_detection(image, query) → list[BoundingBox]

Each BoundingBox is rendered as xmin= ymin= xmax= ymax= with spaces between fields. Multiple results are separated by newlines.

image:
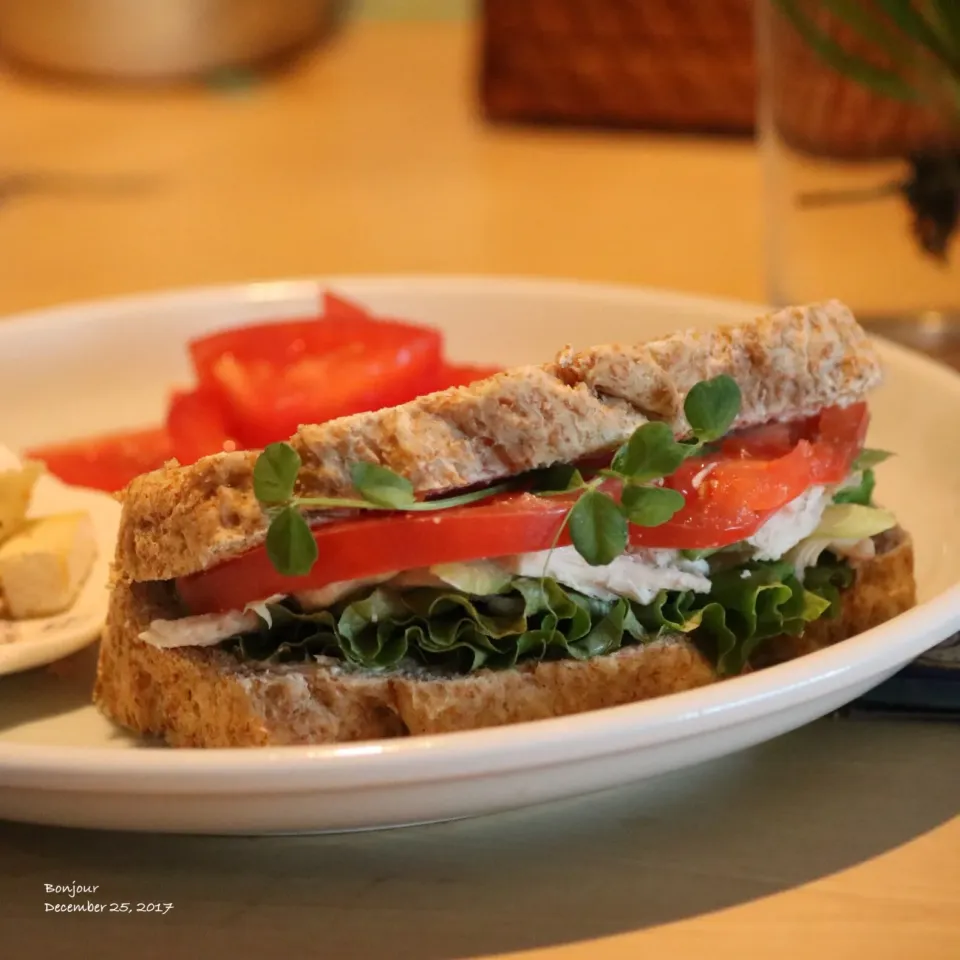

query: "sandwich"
xmin=94 ymin=300 xmax=916 ymax=747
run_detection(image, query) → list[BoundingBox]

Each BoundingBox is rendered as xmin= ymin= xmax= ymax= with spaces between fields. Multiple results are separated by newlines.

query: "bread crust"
xmin=114 ymin=300 xmax=881 ymax=583
xmin=93 ymin=531 xmax=914 ymax=748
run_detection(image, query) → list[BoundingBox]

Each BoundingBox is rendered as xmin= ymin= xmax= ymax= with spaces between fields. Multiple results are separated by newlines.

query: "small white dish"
xmin=0 ymin=474 xmax=120 ymax=677
xmin=0 ymin=276 xmax=957 ymax=835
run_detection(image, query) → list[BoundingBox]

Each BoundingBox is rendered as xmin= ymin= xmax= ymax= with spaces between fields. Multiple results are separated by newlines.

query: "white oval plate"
xmin=0 ymin=475 xmax=120 ymax=678
xmin=0 ymin=276 xmax=957 ymax=836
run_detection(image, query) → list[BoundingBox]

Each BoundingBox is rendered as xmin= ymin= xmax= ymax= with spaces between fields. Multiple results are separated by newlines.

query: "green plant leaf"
xmin=611 ymin=422 xmax=689 ymax=482
xmin=814 ymin=0 xmax=932 ymax=70
xmin=568 ymin=490 xmax=628 ymax=566
xmin=853 ymin=447 xmax=894 ymax=469
xmin=872 ymin=0 xmax=960 ymax=74
xmin=621 ymin=485 xmax=686 ymax=527
xmin=533 ymin=463 xmax=585 ymax=494
xmin=350 ymin=462 xmax=415 ymax=509
xmin=253 ymin=442 xmax=301 ymax=504
xmin=265 ymin=506 xmax=318 ymax=576
xmin=683 ymin=374 xmax=742 ymax=442
xmin=772 ymin=0 xmax=925 ymax=102
xmin=929 ymin=0 xmax=960 ymax=58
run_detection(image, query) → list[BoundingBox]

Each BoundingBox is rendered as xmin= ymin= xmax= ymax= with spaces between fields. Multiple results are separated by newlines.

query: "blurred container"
xmin=0 ymin=0 xmax=335 ymax=82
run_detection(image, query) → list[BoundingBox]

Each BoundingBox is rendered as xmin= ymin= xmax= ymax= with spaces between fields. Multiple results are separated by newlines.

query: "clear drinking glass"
xmin=756 ymin=0 xmax=960 ymax=364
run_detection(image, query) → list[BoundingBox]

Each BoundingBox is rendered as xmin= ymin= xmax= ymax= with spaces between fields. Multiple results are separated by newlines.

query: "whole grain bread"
xmin=114 ymin=300 xmax=882 ymax=584
xmin=93 ymin=530 xmax=914 ymax=748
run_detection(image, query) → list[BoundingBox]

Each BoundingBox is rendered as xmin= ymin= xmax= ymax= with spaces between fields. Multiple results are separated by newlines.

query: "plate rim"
xmin=1 ymin=274 xmax=958 ymax=788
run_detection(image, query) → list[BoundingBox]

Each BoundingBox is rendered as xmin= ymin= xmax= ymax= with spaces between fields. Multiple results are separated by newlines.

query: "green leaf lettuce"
xmin=222 ymin=558 xmax=853 ymax=678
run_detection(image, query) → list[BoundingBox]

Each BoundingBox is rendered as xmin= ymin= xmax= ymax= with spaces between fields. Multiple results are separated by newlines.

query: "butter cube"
xmin=0 ymin=511 xmax=97 ymax=619
xmin=0 ymin=458 xmax=43 ymax=544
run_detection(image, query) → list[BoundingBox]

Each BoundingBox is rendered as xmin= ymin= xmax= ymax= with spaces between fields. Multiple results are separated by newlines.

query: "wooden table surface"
xmin=1 ymin=19 xmax=958 ymax=960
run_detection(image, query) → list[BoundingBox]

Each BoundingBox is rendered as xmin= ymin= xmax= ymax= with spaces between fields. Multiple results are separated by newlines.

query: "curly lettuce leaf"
xmin=228 ymin=578 xmax=645 ymax=674
xmin=224 ymin=560 xmax=851 ymax=678
xmin=631 ymin=560 xmax=839 ymax=674
xmin=802 ymin=558 xmax=856 ymax=619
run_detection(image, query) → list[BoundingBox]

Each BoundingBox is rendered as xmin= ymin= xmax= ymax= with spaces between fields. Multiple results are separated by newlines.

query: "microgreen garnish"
xmin=683 ymin=375 xmax=742 ymax=442
xmin=253 ymin=375 xmax=744 ymax=578
xmin=620 ymin=485 xmax=686 ymax=527
xmin=539 ymin=375 xmax=743 ymax=566
xmin=253 ymin=442 xmax=301 ymax=504
xmin=610 ymin=421 xmax=688 ymax=482
xmin=568 ymin=489 xmax=628 ymax=566
xmin=349 ymin=462 xmax=415 ymax=509
xmin=265 ymin=506 xmax=318 ymax=576
xmin=534 ymin=463 xmax=586 ymax=495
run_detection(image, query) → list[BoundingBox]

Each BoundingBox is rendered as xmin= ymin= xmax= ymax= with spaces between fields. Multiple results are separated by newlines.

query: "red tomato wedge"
xmin=177 ymin=404 xmax=869 ymax=615
xmin=166 ymin=387 xmax=238 ymax=465
xmin=434 ymin=363 xmax=504 ymax=389
xmin=26 ymin=427 xmax=173 ymax=493
xmin=188 ymin=292 xmax=374 ymax=386
xmin=187 ymin=294 xmax=444 ymax=447
xmin=321 ymin=291 xmax=371 ymax=320
xmin=211 ymin=325 xmax=443 ymax=446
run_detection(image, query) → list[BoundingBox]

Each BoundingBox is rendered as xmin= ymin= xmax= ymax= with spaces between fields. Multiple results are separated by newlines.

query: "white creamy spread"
xmin=140 ymin=608 xmax=260 ymax=648
xmin=502 ymin=547 xmax=711 ymax=605
xmin=745 ymin=485 xmax=830 ymax=561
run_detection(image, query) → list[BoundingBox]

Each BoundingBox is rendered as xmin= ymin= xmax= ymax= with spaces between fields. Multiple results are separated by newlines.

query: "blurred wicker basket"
xmin=478 ymin=0 xmax=951 ymax=158
xmin=479 ymin=0 xmax=757 ymax=134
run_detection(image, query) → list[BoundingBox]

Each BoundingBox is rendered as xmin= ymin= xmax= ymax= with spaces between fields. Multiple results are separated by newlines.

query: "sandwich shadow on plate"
xmin=1 ymin=714 xmax=958 ymax=959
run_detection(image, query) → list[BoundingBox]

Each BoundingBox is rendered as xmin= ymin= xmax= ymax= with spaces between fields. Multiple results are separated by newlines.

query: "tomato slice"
xmin=176 ymin=451 xmax=811 ymax=617
xmin=178 ymin=492 xmax=563 ymax=614
xmin=166 ymin=388 xmax=238 ymax=465
xmin=721 ymin=421 xmax=808 ymax=460
xmin=176 ymin=477 xmax=797 ymax=616
xmin=818 ymin=402 xmax=869 ymax=447
xmin=723 ymin=403 xmax=867 ymax=464
xmin=26 ymin=427 xmax=172 ymax=493
xmin=667 ymin=441 xmax=815 ymax=513
xmin=177 ymin=405 xmax=869 ymax=615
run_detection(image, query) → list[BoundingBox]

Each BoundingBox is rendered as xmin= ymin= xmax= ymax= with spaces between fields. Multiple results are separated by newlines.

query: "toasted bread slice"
xmin=114 ymin=300 xmax=881 ymax=584
xmin=92 ymin=530 xmax=914 ymax=748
